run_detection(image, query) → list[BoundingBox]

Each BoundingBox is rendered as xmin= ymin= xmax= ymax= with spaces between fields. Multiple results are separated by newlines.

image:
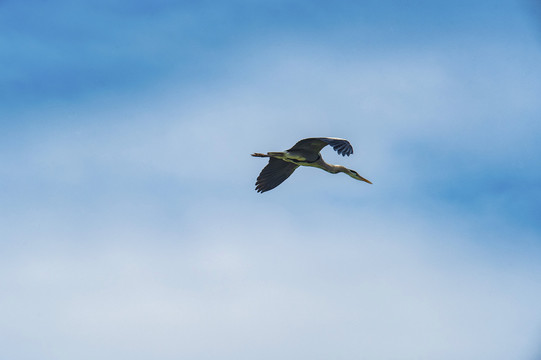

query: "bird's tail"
xmin=251 ymin=153 xmax=269 ymax=157
xmin=267 ymin=152 xmax=286 ymax=157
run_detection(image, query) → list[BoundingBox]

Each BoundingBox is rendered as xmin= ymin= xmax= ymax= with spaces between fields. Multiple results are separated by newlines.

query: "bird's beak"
xmin=360 ymin=176 xmax=372 ymax=184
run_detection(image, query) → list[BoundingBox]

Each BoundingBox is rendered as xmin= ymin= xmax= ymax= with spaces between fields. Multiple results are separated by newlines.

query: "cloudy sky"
xmin=2 ymin=0 xmax=541 ymax=359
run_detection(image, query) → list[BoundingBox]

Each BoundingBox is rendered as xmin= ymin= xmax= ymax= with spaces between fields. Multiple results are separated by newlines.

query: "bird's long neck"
xmin=317 ymin=158 xmax=347 ymax=174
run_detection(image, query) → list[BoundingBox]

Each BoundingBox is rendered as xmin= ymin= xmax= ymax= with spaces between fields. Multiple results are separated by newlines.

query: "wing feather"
xmin=287 ymin=137 xmax=353 ymax=156
xmin=255 ymin=158 xmax=299 ymax=193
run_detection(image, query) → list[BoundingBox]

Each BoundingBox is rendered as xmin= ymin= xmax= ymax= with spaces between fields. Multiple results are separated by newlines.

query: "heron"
xmin=252 ymin=137 xmax=372 ymax=193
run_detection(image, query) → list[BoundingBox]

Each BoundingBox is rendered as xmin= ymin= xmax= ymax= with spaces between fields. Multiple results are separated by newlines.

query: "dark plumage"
xmin=255 ymin=158 xmax=299 ymax=193
xmin=288 ymin=137 xmax=354 ymax=158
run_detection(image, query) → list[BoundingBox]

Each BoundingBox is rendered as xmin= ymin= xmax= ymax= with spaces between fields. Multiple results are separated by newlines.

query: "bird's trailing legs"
xmin=252 ymin=152 xmax=288 ymax=158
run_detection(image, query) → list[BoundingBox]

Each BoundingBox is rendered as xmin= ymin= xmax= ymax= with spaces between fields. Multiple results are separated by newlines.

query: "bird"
xmin=252 ymin=137 xmax=372 ymax=193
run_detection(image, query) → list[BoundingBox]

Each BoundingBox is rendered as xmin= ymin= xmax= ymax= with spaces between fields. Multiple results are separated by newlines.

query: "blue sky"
xmin=2 ymin=0 xmax=541 ymax=359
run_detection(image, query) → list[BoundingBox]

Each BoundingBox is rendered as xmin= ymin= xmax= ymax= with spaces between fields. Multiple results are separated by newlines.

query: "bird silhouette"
xmin=252 ymin=137 xmax=372 ymax=193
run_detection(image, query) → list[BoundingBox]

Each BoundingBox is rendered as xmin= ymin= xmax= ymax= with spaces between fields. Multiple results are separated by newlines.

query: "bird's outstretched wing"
xmin=287 ymin=137 xmax=354 ymax=156
xmin=255 ymin=158 xmax=299 ymax=193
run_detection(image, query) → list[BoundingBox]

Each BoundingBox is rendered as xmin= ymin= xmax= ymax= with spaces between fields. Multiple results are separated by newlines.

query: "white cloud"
xmin=1 ymin=202 xmax=540 ymax=360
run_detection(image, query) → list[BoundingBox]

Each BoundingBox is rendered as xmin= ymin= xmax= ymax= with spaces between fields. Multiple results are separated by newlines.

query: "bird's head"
xmin=347 ymin=169 xmax=372 ymax=184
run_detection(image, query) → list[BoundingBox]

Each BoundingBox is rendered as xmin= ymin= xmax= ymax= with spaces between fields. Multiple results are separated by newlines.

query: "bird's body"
xmin=252 ymin=137 xmax=372 ymax=193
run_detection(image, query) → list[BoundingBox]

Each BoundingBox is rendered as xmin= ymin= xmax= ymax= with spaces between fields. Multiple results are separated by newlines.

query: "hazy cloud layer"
xmin=1 ymin=0 xmax=541 ymax=359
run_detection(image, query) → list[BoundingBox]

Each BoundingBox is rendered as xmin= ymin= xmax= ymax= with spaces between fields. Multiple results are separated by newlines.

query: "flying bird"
xmin=252 ymin=137 xmax=372 ymax=193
